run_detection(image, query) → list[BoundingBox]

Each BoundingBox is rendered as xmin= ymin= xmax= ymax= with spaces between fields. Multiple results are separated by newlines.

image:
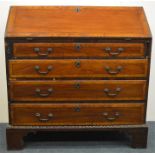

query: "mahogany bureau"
xmin=5 ymin=6 xmax=152 ymax=149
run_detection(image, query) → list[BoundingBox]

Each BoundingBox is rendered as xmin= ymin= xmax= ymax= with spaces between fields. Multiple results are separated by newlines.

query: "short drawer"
xmin=10 ymin=80 xmax=146 ymax=101
xmin=9 ymin=59 xmax=148 ymax=79
xmin=10 ymin=103 xmax=145 ymax=126
xmin=13 ymin=43 xmax=145 ymax=58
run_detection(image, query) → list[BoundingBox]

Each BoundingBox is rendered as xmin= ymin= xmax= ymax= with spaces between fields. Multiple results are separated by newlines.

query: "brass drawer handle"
xmin=103 ymin=112 xmax=120 ymax=121
xmin=105 ymin=66 xmax=123 ymax=75
xmin=34 ymin=65 xmax=53 ymax=75
xmin=104 ymin=47 xmax=124 ymax=56
xmin=104 ymin=87 xmax=121 ymax=97
xmin=34 ymin=47 xmax=52 ymax=57
xmin=75 ymin=60 xmax=81 ymax=68
xmin=35 ymin=112 xmax=53 ymax=122
xmin=35 ymin=88 xmax=53 ymax=97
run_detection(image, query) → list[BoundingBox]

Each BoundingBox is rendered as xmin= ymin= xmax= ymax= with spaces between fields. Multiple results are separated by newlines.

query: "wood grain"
xmin=10 ymin=80 xmax=146 ymax=101
xmin=5 ymin=6 xmax=151 ymax=38
xmin=9 ymin=59 xmax=148 ymax=79
xmin=5 ymin=6 xmax=151 ymax=149
xmin=10 ymin=103 xmax=145 ymax=126
xmin=13 ymin=43 xmax=145 ymax=58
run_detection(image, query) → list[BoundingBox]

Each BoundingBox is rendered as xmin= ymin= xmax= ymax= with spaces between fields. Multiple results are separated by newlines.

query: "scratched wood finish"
xmin=9 ymin=59 xmax=148 ymax=79
xmin=10 ymin=80 xmax=146 ymax=101
xmin=10 ymin=103 xmax=145 ymax=126
xmin=6 ymin=6 xmax=151 ymax=38
xmin=13 ymin=43 xmax=145 ymax=58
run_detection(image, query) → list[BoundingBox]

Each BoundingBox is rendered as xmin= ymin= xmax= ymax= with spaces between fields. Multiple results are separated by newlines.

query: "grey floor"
xmin=0 ymin=122 xmax=155 ymax=153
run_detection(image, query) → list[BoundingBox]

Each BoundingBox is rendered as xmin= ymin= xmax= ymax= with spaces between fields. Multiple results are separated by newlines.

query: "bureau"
xmin=5 ymin=6 xmax=152 ymax=149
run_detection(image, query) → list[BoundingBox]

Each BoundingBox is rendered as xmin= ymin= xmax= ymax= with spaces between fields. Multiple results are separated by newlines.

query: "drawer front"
xmin=13 ymin=43 xmax=145 ymax=58
xmin=10 ymin=103 xmax=145 ymax=126
xmin=10 ymin=80 xmax=146 ymax=101
xmin=9 ymin=59 xmax=148 ymax=79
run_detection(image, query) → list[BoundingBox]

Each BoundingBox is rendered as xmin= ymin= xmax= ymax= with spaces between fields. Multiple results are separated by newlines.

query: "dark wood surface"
xmin=13 ymin=43 xmax=145 ymax=58
xmin=9 ymin=59 xmax=148 ymax=79
xmin=6 ymin=6 xmax=151 ymax=38
xmin=6 ymin=125 xmax=148 ymax=150
xmin=10 ymin=80 xmax=146 ymax=101
xmin=10 ymin=103 xmax=144 ymax=126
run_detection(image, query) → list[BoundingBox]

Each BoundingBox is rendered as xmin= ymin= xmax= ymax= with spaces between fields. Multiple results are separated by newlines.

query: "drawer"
xmin=10 ymin=80 xmax=146 ymax=101
xmin=13 ymin=43 xmax=145 ymax=58
xmin=10 ymin=103 xmax=145 ymax=126
xmin=9 ymin=59 xmax=148 ymax=79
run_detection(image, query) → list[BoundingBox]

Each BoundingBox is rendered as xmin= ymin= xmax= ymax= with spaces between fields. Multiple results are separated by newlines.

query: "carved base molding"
xmin=6 ymin=124 xmax=148 ymax=150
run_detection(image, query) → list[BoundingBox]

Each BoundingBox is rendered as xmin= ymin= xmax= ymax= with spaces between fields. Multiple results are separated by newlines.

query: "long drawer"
xmin=10 ymin=80 xmax=146 ymax=101
xmin=10 ymin=103 xmax=145 ymax=126
xmin=9 ymin=59 xmax=148 ymax=79
xmin=13 ymin=43 xmax=145 ymax=58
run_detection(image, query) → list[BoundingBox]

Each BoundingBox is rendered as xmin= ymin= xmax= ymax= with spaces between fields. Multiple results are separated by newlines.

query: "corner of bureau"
xmin=5 ymin=6 xmax=152 ymax=150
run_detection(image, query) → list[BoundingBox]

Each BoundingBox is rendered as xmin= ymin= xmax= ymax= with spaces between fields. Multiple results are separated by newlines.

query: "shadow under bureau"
xmin=5 ymin=6 xmax=152 ymax=149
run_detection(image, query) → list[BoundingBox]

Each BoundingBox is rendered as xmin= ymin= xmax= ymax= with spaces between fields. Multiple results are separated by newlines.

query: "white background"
xmin=0 ymin=0 xmax=155 ymax=123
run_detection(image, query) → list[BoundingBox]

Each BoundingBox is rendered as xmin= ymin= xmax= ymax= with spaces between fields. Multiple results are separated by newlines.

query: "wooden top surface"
xmin=5 ymin=6 xmax=151 ymax=38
